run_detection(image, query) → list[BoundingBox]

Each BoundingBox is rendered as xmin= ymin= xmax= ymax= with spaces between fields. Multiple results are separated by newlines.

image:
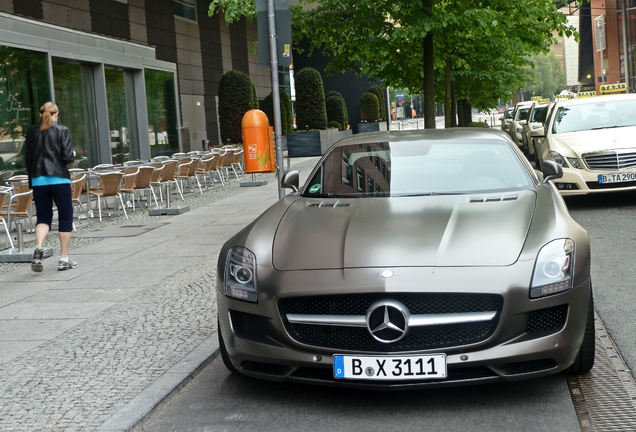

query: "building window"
xmin=145 ymin=69 xmax=179 ymax=157
xmin=174 ymin=0 xmax=197 ymax=22
xmin=0 ymin=46 xmax=51 ymax=182
xmin=105 ymin=68 xmax=133 ymax=164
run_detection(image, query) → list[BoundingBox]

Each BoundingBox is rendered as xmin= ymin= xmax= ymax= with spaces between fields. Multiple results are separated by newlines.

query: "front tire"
xmin=567 ymin=291 xmax=595 ymax=374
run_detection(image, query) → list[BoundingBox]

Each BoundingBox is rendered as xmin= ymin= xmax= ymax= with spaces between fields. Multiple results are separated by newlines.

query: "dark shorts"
xmin=32 ymin=183 xmax=74 ymax=232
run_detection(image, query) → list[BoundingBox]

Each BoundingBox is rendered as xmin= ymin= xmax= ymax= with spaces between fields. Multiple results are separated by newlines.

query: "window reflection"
xmin=105 ymin=68 xmax=131 ymax=164
xmin=0 ymin=46 xmax=51 ymax=182
xmin=304 ymin=140 xmax=532 ymax=198
xmin=52 ymin=59 xmax=96 ymax=169
xmin=145 ymin=69 xmax=179 ymax=157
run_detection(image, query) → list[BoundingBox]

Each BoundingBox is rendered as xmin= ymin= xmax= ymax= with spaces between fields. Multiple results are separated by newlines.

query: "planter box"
xmin=356 ymin=122 xmax=388 ymax=133
xmin=287 ymin=128 xmax=352 ymax=157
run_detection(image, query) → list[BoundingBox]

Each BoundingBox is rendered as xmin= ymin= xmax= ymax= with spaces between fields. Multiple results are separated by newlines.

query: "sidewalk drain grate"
xmin=567 ymin=311 xmax=636 ymax=432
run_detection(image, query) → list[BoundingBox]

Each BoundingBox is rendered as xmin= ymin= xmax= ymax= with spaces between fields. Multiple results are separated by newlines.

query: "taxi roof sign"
xmin=530 ymin=96 xmax=543 ymax=101
xmin=577 ymin=91 xmax=596 ymax=97
xmin=599 ymin=83 xmax=627 ymax=94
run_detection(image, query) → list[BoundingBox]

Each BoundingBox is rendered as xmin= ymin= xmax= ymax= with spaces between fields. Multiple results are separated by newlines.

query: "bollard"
xmin=17 ymin=221 xmax=24 ymax=252
xmin=166 ymin=183 xmax=171 ymax=208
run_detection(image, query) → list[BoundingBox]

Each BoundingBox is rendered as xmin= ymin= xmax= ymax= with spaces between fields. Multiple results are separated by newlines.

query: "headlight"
xmin=567 ymin=157 xmax=583 ymax=169
xmin=225 ymin=247 xmax=258 ymax=302
xmin=530 ymin=239 xmax=574 ymax=298
xmin=548 ymin=151 xmax=568 ymax=168
xmin=516 ymin=126 xmax=524 ymax=133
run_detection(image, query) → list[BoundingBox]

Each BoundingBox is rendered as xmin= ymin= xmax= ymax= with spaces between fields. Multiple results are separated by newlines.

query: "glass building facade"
xmin=0 ymin=40 xmax=179 ymax=182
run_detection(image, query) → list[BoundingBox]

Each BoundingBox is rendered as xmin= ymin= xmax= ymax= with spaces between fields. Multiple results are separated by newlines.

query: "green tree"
xmin=524 ymin=53 xmax=566 ymax=98
xmin=367 ymin=85 xmax=386 ymax=122
xmin=360 ymin=91 xmax=380 ymax=122
xmin=218 ymin=70 xmax=258 ymax=144
xmin=295 ymin=67 xmax=327 ymax=130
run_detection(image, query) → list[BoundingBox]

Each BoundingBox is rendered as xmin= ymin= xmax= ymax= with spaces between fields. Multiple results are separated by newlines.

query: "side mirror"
xmin=542 ymin=160 xmax=563 ymax=183
xmin=281 ymin=169 xmax=299 ymax=192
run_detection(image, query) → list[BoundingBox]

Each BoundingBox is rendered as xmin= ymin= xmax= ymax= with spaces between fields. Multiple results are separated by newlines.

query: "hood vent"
xmin=306 ymin=201 xmax=351 ymax=208
xmin=470 ymin=195 xmax=518 ymax=204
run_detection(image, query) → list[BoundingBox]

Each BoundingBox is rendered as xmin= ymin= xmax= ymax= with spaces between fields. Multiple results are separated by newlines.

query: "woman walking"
xmin=25 ymin=101 xmax=78 ymax=272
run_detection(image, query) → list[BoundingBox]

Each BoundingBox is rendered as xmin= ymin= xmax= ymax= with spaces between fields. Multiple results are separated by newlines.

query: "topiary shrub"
xmin=295 ymin=67 xmax=327 ymax=130
xmin=360 ymin=91 xmax=380 ymax=122
xmin=326 ymin=95 xmax=348 ymax=131
xmin=218 ymin=70 xmax=258 ymax=144
xmin=468 ymin=121 xmax=489 ymax=128
xmin=327 ymin=120 xmax=342 ymax=130
xmin=260 ymin=88 xmax=294 ymax=135
xmin=367 ymin=85 xmax=386 ymax=122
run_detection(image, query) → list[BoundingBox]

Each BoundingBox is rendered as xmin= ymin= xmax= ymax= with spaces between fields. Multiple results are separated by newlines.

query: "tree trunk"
xmin=450 ymin=81 xmax=457 ymax=127
xmin=457 ymin=99 xmax=472 ymax=126
xmin=444 ymin=59 xmax=452 ymax=128
xmin=422 ymin=0 xmax=435 ymax=129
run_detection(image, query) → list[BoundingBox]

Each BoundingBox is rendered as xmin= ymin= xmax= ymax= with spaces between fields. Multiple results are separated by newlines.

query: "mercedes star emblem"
xmin=366 ymin=300 xmax=410 ymax=343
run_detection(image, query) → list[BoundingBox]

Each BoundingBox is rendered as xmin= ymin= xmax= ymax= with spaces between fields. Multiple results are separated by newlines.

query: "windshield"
xmin=515 ymin=108 xmax=531 ymax=121
xmin=302 ymin=139 xmax=533 ymax=198
xmin=530 ymin=106 xmax=547 ymax=123
xmin=552 ymin=99 xmax=636 ymax=133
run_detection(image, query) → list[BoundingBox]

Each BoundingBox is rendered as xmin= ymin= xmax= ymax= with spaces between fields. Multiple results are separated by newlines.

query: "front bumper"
xmin=216 ymin=264 xmax=591 ymax=389
xmin=551 ymin=166 xmax=636 ymax=196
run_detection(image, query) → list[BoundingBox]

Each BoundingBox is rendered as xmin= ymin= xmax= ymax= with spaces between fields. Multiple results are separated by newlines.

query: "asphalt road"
xmin=137 ymin=188 xmax=635 ymax=432
xmin=565 ymin=190 xmax=636 ymax=374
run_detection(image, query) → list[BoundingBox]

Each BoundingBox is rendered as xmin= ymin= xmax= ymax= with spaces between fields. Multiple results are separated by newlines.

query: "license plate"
xmin=598 ymin=172 xmax=636 ymax=184
xmin=333 ymin=354 xmax=447 ymax=381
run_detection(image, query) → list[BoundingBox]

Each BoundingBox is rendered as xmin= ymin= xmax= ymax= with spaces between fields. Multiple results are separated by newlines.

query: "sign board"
xmin=530 ymin=96 xmax=543 ymax=101
xmin=256 ymin=0 xmax=292 ymax=67
xmin=537 ymin=98 xmax=551 ymax=104
xmin=395 ymin=93 xmax=405 ymax=98
xmin=594 ymin=15 xmax=606 ymax=52
xmin=396 ymin=107 xmax=404 ymax=118
xmin=577 ymin=91 xmax=597 ymax=97
xmin=599 ymin=83 xmax=628 ymax=94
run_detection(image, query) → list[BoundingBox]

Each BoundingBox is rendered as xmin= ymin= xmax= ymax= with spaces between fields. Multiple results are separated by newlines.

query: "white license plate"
xmin=333 ymin=354 xmax=446 ymax=380
xmin=598 ymin=172 xmax=636 ymax=184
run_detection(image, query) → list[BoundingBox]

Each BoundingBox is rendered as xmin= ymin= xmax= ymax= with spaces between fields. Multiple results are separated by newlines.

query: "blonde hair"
xmin=39 ymin=101 xmax=59 ymax=131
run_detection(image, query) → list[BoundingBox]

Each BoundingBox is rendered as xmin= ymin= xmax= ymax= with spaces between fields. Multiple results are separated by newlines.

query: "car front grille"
xmin=583 ymin=151 xmax=636 ymax=171
xmin=279 ymin=293 xmax=502 ymax=352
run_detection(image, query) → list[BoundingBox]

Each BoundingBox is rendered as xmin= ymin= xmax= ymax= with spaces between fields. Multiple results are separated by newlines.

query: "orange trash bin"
xmin=241 ymin=109 xmax=276 ymax=173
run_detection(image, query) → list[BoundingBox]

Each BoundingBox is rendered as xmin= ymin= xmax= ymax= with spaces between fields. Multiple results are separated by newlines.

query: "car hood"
xmin=551 ymin=126 xmax=636 ymax=156
xmin=272 ymin=190 xmax=536 ymax=270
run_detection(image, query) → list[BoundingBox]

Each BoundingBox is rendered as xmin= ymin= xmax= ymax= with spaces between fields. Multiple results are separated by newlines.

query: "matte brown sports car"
xmin=216 ymin=129 xmax=594 ymax=388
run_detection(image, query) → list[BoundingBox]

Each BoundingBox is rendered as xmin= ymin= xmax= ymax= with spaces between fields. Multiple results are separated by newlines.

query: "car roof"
xmin=553 ymin=93 xmax=636 ymax=108
xmin=333 ymin=128 xmax=513 ymax=149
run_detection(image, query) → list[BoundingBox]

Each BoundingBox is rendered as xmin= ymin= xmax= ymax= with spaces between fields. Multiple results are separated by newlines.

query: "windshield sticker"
xmin=309 ymin=184 xmax=321 ymax=193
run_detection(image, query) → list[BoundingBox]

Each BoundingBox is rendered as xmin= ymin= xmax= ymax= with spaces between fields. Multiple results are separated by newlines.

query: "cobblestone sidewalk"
xmin=0 ymin=158 xmax=318 ymax=431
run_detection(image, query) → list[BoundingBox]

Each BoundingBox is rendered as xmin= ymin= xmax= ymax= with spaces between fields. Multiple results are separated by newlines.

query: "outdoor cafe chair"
xmin=151 ymin=155 xmax=170 ymax=162
xmin=132 ymin=166 xmax=158 ymax=208
xmin=186 ymin=158 xmax=203 ymax=194
xmin=195 ymin=156 xmax=222 ymax=189
xmin=0 ymin=187 xmax=14 ymax=249
xmin=0 ymin=189 xmax=35 ymax=233
xmin=219 ymin=150 xmax=240 ymax=182
xmin=231 ymin=149 xmax=245 ymax=177
xmin=119 ymin=167 xmax=140 ymax=210
xmin=88 ymin=171 xmax=128 ymax=222
xmin=92 ymin=163 xmax=116 ymax=171
xmin=176 ymin=159 xmax=196 ymax=195
xmin=157 ymin=160 xmax=184 ymax=201
xmin=70 ymin=173 xmax=89 ymax=230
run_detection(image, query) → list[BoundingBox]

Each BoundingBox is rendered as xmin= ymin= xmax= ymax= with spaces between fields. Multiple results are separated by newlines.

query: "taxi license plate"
xmin=333 ymin=354 xmax=446 ymax=380
xmin=598 ymin=172 xmax=636 ymax=184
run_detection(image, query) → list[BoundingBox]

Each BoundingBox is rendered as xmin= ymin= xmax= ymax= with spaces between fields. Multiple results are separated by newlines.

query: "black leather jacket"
xmin=25 ymin=124 xmax=74 ymax=187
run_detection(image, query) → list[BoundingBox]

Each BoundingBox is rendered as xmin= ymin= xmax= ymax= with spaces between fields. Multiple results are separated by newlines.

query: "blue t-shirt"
xmin=31 ymin=176 xmax=71 ymax=186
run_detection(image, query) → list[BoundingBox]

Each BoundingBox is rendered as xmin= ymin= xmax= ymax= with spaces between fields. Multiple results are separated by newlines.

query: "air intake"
xmin=469 ymin=195 xmax=518 ymax=203
xmin=306 ymin=201 xmax=350 ymax=208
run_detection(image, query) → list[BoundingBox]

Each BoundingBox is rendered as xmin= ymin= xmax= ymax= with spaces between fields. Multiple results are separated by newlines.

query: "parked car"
xmin=216 ymin=129 xmax=594 ymax=389
xmin=501 ymin=107 xmax=514 ymax=136
xmin=511 ymin=101 xmax=535 ymax=151
xmin=522 ymin=101 xmax=551 ymax=165
xmin=534 ymin=93 xmax=636 ymax=195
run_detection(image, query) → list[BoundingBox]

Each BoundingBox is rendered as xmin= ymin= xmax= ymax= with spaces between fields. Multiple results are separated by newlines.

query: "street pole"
xmin=268 ymin=0 xmax=285 ymax=199
xmin=621 ymin=0 xmax=631 ymax=91
xmin=385 ymin=86 xmax=391 ymax=131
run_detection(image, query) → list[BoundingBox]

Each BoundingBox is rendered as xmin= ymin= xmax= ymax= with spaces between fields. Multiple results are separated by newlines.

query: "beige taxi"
xmin=535 ymin=93 xmax=636 ymax=195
